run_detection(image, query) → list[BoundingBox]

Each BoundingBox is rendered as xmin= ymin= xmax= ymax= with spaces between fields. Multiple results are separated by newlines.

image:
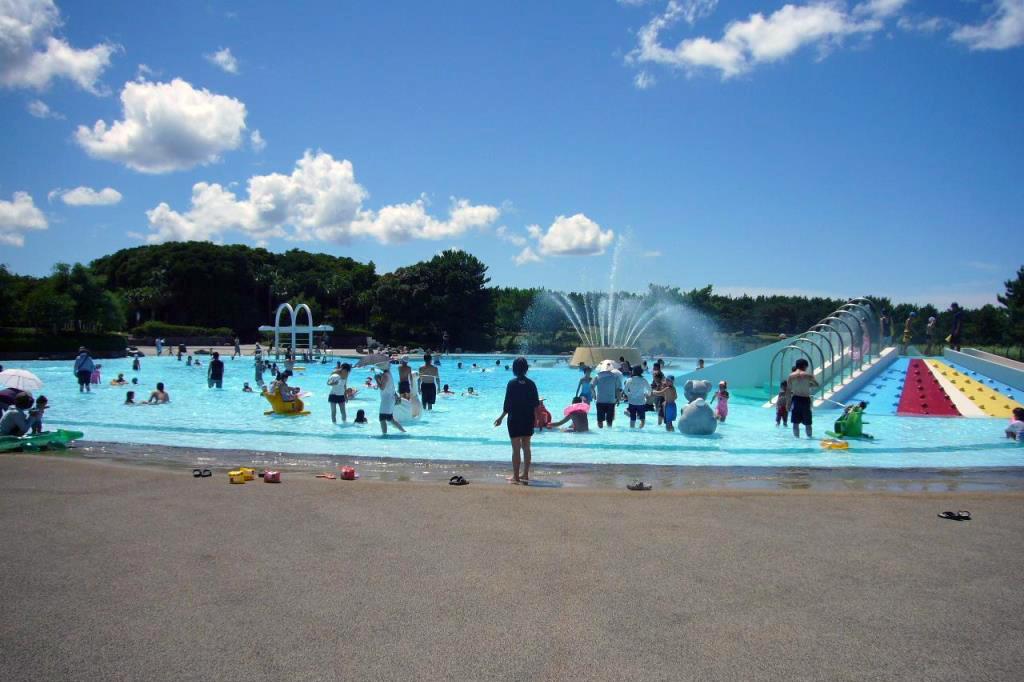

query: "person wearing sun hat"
xmin=73 ymin=347 xmax=95 ymax=393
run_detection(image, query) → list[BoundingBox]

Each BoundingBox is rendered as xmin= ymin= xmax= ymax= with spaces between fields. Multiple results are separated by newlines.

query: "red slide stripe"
xmin=896 ymin=359 xmax=961 ymax=417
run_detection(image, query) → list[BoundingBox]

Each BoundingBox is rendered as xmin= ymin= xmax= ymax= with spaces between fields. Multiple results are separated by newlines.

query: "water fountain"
xmin=522 ymin=239 xmax=717 ymax=365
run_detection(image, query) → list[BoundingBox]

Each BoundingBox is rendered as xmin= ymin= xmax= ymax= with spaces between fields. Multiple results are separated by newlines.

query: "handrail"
xmin=810 ymin=323 xmax=847 ymax=390
xmin=802 ymin=329 xmax=839 ymax=392
xmin=769 ymin=344 xmax=814 ymax=402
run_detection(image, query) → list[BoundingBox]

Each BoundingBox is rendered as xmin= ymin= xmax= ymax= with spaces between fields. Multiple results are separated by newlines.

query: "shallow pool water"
xmin=12 ymin=355 xmax=1024 ymax=468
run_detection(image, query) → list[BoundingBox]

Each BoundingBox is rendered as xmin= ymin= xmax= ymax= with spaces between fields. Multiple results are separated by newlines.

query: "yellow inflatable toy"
xmin=820 ymin=438 xmax=849 ymax=450
xmin=262 ymin=388 xmax=310 ymax=416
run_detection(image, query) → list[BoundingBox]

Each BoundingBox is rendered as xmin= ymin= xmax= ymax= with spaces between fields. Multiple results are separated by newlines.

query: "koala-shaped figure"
xmin=679 ymin=379 xmax=717 ymax=435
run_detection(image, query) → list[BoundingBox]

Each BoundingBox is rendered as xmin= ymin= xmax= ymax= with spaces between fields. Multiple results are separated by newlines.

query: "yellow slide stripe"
xmin=924 ymin=360 xmax=1024 ymax=419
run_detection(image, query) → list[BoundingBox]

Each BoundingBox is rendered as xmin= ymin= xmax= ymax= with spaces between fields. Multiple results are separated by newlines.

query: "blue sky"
xmin=1 ymin=0 xmax=1022 ymax=307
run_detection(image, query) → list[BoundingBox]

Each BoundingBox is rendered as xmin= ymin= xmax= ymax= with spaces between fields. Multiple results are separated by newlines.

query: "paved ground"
xmin=1 ymin=455 xmax=1022 ymax=681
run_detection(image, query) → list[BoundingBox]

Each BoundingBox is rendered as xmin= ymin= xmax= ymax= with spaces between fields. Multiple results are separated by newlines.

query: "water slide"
xmin=845 ymin=357 xmax=909 ymax=416
xmin=923 ymin=359 xmax=1024 ymax=419
xmin=896 ymin=359 xmax=961 ymax=417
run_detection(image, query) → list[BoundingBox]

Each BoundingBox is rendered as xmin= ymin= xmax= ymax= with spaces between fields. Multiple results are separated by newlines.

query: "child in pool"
xmin=28 ymin=395 xmax=48 ymax=434
xmin=710 ymin=380 xmax=729 ymax=422
xmin=442 ymin=384 xmax=455 ymax=395
xmin=125 ymin=391 xmax=136 ymax=405
xmin=354 ymin=409 xmax=368 ymax=424
xmin=547 ymin=396 xmax=589 ymax=432
xmin=775 ymin=381 xmax=789 ymax=426
xmin=242 ymin=382 xmax=253 ymax=393
xmin=90 ymin=364 xmax=102 ymax=384
xmin=462 ymin=387 xmax=477 ymax=397
xmin=111 ymin=373 xmax=127 ymax=385
xmin=186 ymin=355 xmax=193 ymax=366
xmin=652 ymin=375 xmax=678 ymax=432
xmin=131 ymin=377 xmax=138 ymax=385
xmin=1006 ymin=407 xmax=1024 ymax=443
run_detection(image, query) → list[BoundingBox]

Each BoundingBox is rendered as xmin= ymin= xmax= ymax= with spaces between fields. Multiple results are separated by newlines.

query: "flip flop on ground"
xmin=627 ymin=481 xmax=652 ymax=491
xmin=449 ymin=475 xmax=469 ymax=486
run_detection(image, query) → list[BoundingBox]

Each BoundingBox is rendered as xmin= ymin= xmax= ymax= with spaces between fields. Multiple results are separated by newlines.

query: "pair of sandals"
xmin=192 ymin=469 xmax=212 ymax=478
xmin=938 ymin=510 xmax=971 ymax=521
xmin=449 ymin=475 xmax=469 ymax=486
xmin=627 ymin=481 xmax=652 ymax=491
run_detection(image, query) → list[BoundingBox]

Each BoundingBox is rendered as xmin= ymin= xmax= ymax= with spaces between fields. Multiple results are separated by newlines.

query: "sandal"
xmin=449 ymin=475 xmax=469 ymax=486
xmin=316 ymin=473 xmax=337 ymax=480
xmin=192 ymin=469 xmax=203 ymax=478
xmin=938 ymin=510 xmax=966 ymax=521
xmin=201 ymin=469 xmax=211 ymax=477
xmin=627 ymin=481 xmax=652 ymax=491
xmin=957 ymin=510 xmax=971 ymax=521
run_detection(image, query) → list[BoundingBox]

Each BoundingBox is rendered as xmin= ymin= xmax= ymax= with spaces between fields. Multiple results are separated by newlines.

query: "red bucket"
xmin=263 ymin=470 xmax=281 ymax=483
xmin=339 ymin=466 xmax=357 ymax=481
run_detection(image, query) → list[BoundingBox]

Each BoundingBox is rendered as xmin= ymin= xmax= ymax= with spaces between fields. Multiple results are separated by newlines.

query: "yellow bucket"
xmin=239 ymin=467 xmax=256 ymax=481
xmin=228 ymin=470 xmax=246 ymax=484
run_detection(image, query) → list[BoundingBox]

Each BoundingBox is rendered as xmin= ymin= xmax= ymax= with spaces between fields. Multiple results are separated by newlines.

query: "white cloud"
xmin=205 ymin=47 xmax=239 ymax=74
xmin=897 ymin=15 xmax=951 ymax=34
xmin=0 ymin=0 xmax=115 ymax=93
xmin=629 ymin=1 xmax=902 ymax=79
xmin=0 ymin=191 xmax=47 ymax=246
xmin=144 ymin=150 xmax=500 ymax=246
xmin=514 ymin=213 xmax=614 ymax=266
xmin=953 ymin=0 xmax=1024 ymax=50
xmin=643 ymin=249 xmax=662 ymax=257
xmin=852 ymin=0 xmax=907 ymax=20
xmin=514 ymin=247 xmax=542 ymax=265
xmin=250 ymin=129 xmax=266 ymax=152
xmin=633 ymin=70 xmax=657 ymax=89
xmin=495 ymin=225 xmax=527 ymax=246
xmin=75 ymin=78 xmax=247 ymax=173
xmin=49 ymin=186 xmax=122 ymax=206
xmin=26 ymin=98 xmax=62 ymax=118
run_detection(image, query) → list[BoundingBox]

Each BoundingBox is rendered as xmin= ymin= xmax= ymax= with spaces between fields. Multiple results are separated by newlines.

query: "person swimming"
xmin=111 ymin=373 xmax=127 ymax=385
xmin=125 ymin=391 xmax=136 ymax=405
xmin=463 ymin=387 xmax=478 ymax=397
xmin=243 ymin=382 xmax=253 ymax=393
xmin=354 ymin=409 xmax=368 ymax=424
xmin=146 ymin=382 xmax=170 ymax=404
xmin=442 ymin=384 xmax=454 ymax=395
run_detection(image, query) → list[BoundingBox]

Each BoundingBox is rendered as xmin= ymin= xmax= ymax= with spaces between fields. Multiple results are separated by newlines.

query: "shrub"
xmin=131 ymin=321 xmax=234 ymax=338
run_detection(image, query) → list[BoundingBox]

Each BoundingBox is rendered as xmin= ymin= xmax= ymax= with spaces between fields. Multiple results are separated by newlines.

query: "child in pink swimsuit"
xmin=712 ymin=380 xmax=729 ymax=422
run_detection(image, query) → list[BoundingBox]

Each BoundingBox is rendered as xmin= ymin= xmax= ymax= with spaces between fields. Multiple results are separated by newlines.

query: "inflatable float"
xmin=0 ymin=429 xmax=84 ymax=453
xmin=262 ymin=389 xmax=310 ymax=416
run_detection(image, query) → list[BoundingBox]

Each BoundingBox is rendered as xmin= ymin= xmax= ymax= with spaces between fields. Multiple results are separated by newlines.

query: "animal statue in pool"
xmin=679 ymin=380 xmax=717 ymax=435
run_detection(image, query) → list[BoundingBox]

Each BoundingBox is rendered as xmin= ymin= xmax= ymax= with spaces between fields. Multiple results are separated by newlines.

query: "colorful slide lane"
xmin=924 ymin=359 xmax=1024 ymax=419
xmin=943 ymin=361 xmax=1021 ymax=403
xmin=896 ymin=359 xmax=961 ymax=417
xmin=846 ymin=357 xmax=909 ymax=416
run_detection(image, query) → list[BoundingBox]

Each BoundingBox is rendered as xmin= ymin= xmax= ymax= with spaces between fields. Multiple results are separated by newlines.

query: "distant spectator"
xmin=233 ymin=336 xmax=242 ymax=359
xmin=207 ymin=352 xmax=224 ymax=389
xmin=925 ymin=316 xmax=938 ymax=355
xmin=949 ymin=302 xmax=963 ymax=351
xmin=73 ymin=347 xmax=95 ymax=393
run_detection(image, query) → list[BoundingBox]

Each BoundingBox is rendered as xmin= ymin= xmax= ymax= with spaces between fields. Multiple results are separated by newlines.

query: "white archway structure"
xmin=258 ymin=302 xmax=334 ymax=355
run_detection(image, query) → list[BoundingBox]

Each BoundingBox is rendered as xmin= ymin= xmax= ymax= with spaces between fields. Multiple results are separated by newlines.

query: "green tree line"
xmin=1 ymin=243 xmax=1021 ymax=356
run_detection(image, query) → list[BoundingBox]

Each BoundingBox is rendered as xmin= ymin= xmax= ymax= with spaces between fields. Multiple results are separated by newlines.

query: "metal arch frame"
xmin=849 ymin=297 xmax=882 ymax=353
xmin=810 ymin=323 xmax=848 ymax=389
xmin=837 ymin=305 xmax=873 ymax=364
xmin=769 ymin=344 xmax=815 ymax=401
xmin=791 ymin=337 xmax=826 ymax=386
xmin=820 ymin=315 xmax=857 ymax=383
xmin=802 ymin=329 xmax=839 ymax=391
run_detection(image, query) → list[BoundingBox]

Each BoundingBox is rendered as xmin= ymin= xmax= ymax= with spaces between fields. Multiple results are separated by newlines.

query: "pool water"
xmin=13 ymin=355 xmax=1024 ymax=468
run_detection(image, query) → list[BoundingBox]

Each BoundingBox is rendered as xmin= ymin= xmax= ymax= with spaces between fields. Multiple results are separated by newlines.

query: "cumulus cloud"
xmin=250 ymin=129 xmax=266 ymax=152
xmin=953 ymin=0 xmax=1024 ymax=50
xmin=512 ymin=213 xmax=614 ymax=265
xmin=49 ymin=186 xmax=122 ymax=206
xmin=0 ymin=191 xmax=47 ymax=246
xmin=205 ymin=47 xmax=239 ymax=74
xmin=75 ymin=78 xmax=247 ymax=173
xmin=143 ymin=150 xmax=500 ymax=246
xmin=0 ymin=0 xmax=115 ymax=93
xmin=628 ymin=0 xmax=906 ymax=79
xmin=495 ymin=225 xmax=527 ymax=246
xmin=26 ymin=98 xmax=62 ymax=118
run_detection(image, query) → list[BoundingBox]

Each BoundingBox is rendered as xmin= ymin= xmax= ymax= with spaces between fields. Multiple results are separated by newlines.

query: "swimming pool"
xmin=10 ymin=355 xmax=1024 ymax=468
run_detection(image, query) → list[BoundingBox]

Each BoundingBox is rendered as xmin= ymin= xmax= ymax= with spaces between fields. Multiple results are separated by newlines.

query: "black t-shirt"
xmin=503 ymin=377 xmax=539 ymax=421
xmin=952 ymin=310 xmax=963 ymax=335
xmin=209 ymin=359 xmax=224 ymax=379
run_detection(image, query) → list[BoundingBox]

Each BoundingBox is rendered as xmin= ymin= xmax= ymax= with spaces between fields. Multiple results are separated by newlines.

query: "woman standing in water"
xmin=494 ymin=356 xmax=539 ymax=484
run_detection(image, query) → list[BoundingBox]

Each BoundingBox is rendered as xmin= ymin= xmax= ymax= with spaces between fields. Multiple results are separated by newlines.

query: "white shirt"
xmin=379 ymin=374 xmax=396 ymax=412
xmin=1007 ymin=420 xmax=1024 ymax=443
xmin=623 ymin=376 xmax=651 ymax=405
xmin=328 ymin=373 xmax=347 ymax=396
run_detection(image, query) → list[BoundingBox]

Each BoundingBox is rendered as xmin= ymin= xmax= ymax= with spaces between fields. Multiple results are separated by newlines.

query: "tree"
xmin=997 ymin=266 xmax=1024 ymax=351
